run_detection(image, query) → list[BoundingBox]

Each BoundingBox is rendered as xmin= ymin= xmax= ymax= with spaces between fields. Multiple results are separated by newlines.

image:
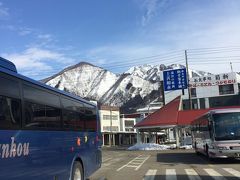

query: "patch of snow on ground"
xmin=128 ymin=143 xmax=171 ymax=151
xmin=179 ymin=145 xmax=193 ymax=149
xmin=128 ymin=143 xmax=192 ymax=151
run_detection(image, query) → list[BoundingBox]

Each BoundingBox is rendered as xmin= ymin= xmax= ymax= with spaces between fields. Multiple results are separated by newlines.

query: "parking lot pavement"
xmin=89 ymin=148 xmax=240 ymax=180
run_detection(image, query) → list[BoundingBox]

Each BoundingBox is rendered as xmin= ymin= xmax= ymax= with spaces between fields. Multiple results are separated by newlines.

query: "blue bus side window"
xmin=0 ymin=96 xmax=21 ymax=129
xmin=24 ymin=101 xmax=61 ymax=129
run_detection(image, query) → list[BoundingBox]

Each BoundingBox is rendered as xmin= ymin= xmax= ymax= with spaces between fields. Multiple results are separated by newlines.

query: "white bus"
xmin=191 ymin=108 xmax=240 ymax=159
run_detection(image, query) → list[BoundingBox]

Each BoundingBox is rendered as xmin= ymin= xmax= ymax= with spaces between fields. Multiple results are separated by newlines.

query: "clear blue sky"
xmin=1 ymin=0 xmax=240 ymax=79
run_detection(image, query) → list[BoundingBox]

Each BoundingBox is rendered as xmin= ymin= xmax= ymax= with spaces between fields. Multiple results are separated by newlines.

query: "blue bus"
xmin=0 ymin=57 xmax=102 ymax=180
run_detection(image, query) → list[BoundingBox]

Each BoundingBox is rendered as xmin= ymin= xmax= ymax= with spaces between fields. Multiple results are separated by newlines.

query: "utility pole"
xmin=230 ymin=62 xmax=233 ymax=72
xmin=110 ymin=107 xmax=112 ymax=146
xmin=185 ymin=50 xmax=192 ymax=110
xmin=160 ymin=81 xmax=165 ymax=106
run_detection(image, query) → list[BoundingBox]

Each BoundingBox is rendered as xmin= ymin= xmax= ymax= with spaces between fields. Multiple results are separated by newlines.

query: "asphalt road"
xmin=89 ymin=147 xmax=240 ymax=180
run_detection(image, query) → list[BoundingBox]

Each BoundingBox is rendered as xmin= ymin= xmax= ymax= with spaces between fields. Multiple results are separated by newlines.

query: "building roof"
xmin=178 ymin=106 xmax=240 ymax=126
xmin=135 ymin=96 xmax=180 ymax=128
xmin=98 ymin=105 xmax=120 ymax=111
xmin=135 ymin=96 xmax=240 ymax=128
xmin=177 ymin=109 xmax=209 ymax=125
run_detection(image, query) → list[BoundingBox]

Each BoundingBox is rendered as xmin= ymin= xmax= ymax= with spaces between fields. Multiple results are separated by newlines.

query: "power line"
xmin=89 ymin=52 xmax=184 ymax=67
xmin=188 ymin=55 xmax=240 ymax=60
xmin=188 ymin=49 xmax=240 ymax=56
xmin=188 ymin=45 xmax=240 ymax=51
xmin=20 ymin=46 xmax=240 ymax=79
xmin=190 ymin=61 xmax=240 ymax=65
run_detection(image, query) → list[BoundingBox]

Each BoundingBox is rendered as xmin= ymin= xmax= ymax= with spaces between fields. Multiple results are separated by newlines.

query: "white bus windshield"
xmin=213 ymin=112 xmax=240 ymax=141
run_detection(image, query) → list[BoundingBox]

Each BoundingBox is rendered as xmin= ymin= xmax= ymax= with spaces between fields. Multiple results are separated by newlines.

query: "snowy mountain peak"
xmin=44 ymin=62 xmax=211 ymax=113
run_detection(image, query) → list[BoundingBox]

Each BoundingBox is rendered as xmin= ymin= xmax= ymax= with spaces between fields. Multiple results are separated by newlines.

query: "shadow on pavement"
xmin=157 ymin=151 xmax=240 ymax=165
xmin=102 ymin=145 xmax=130 ymax=151
xmin=152 ymin=174 xmax=239 ymax=180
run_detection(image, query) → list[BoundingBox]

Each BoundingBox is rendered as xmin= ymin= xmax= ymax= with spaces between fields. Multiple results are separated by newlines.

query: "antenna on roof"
xmin=230 ymin=62 xmax=233 ymax=72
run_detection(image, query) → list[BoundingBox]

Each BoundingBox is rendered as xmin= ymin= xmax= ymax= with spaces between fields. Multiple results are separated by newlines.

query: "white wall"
xmin=165 ymin=72 xmax=240 ymax=103
xmin=99 ymin=110 xmax=120 ymax=132
xmin=120 ymin=117 xmax=136 ymax=133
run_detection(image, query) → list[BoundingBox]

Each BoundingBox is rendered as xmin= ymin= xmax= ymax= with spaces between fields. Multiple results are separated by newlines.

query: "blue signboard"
xmin=163 ymin=68 xmax=188 ymax=91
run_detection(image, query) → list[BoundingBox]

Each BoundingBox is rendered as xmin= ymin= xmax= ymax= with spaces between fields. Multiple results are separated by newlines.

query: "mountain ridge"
xmin=44 ymin=62 xmax=211 ymax=113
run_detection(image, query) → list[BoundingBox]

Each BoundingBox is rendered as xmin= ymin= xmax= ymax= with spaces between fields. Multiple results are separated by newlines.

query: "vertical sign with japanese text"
xmin=163 ymin=68 xmax=188 ymax=91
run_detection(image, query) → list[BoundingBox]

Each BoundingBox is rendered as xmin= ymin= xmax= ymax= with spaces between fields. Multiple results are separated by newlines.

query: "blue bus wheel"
xmin=72 ymin=161 xmax=83 ymax=180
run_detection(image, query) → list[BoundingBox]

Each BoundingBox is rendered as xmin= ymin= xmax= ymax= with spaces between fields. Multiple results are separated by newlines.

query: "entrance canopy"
xmin=135 ymin=96 xmax=240 ymax=129
xmin=135 ymin=96 xmax=180 ymax=128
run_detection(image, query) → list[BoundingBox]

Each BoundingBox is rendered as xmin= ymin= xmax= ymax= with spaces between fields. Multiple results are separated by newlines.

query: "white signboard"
xmin=190 ymin=73 xmax=237 ymax=88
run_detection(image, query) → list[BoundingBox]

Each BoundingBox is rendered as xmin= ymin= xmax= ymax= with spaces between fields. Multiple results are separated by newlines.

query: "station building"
xmin=135 ymin=72 xmax=240 ymax=147
xmin=166 ymin=72 xmax=240 ymax=110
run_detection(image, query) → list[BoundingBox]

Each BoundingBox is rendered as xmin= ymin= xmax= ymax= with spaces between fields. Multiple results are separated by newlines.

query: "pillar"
xmin=109 ymin=134 xmax=111 ymax=146
xmin=102 ymin=134 xmax=105 ymax=146
xmin=175 ymin=126 xmax=180 ymax=148
xmin=113 ymin=134 xmax=115 ymax=146
xmin=136 ymin=129 xmax=142 ymax=144
xmin=205 ymin=98 xmax=209 ymax=108
xmin=119 ymin=134 xmax=122 ymax=146
xmin=197 ymin=99 xmax=200 ymax=110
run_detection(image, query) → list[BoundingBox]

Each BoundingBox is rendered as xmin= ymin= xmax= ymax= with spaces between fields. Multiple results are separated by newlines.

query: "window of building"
xmin=125 ymin=120 xmax=134 ymax=127
xmin=199 ymin=98 xmax=206 ymax=109
xmin=191 ymin=88 xmax=197 ymax=97
xmin=182 ymin=99 xmax=198 ymax=110
xmin=182 ymin=100 xmax=190 ymax=110
xmin=103 ymin=126 xmax=118 ymax=131
xmin=219 ymin=84 xmax=234 ymax=95
xmin=103 ymin=115 xmax=118 ymax=120
xmin=209 ymin=95 xmax=240 ymax=108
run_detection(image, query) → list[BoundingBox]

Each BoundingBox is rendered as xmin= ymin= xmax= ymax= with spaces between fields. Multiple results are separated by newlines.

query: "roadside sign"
xmin=163 ymin=68 xmax=188 ymax=91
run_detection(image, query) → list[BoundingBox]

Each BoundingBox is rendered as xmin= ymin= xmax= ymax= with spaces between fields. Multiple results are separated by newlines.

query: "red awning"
xmin=135 ymin=96 xmax=180 ymax=128
xmin=177 ymin=109 xmax=209 ymax=126
xmin=135 ymin=96 xmax=240 ymax=128
xmin=178 ymin=106 xmax=240 ymax=126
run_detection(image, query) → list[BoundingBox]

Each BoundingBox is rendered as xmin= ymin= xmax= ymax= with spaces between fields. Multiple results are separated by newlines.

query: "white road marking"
xmin=143 ymin=169 xmax=157 ymax=180
xmin=185 ymin=169 xmax=201 ymax=180
xmin=204 ymin=169 xmax=226 ymax=180
xmin=98 ymin=177 xmax=106 ymax=180
xmin=103 ymin=158 xmax=121 ymax=167
xmin=135 ymin=156 xmax=150 ymax=170
xmin=102 ymin=158 xmax=112 ymax=163
xmin=166 ymin=169 xmax=177 ymax=180
xmin=117 ymin=155 xmax=150 ymax=171
xmin=127 ymin=165 xmax=139 ymax=168
xmin=130 ymin=162 xmax=142 ymax=165
xmin=222 ymin=168 xmax=240 ymax=178
xmin=117 ymin=155 xmax=142 ymax=171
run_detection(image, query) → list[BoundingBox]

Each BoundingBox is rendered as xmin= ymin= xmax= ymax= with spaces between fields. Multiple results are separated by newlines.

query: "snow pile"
xmin=128 ymin=143 xmax=171 ymax=151
xmin=179 ymin=145 xmax=193 ymax=149
xmin=128 ymin=143 xmax=193 ymax=151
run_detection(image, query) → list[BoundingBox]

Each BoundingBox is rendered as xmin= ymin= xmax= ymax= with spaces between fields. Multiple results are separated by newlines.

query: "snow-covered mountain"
xmin=43 ymin=62 xmax=211 ymax=113
xmin=126 ymin=64 xmax=211 ymax=83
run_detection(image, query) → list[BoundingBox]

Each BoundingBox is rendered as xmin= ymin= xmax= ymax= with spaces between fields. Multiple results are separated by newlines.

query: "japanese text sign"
xmin=163 ymin=68 xmax=188 ymax=91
